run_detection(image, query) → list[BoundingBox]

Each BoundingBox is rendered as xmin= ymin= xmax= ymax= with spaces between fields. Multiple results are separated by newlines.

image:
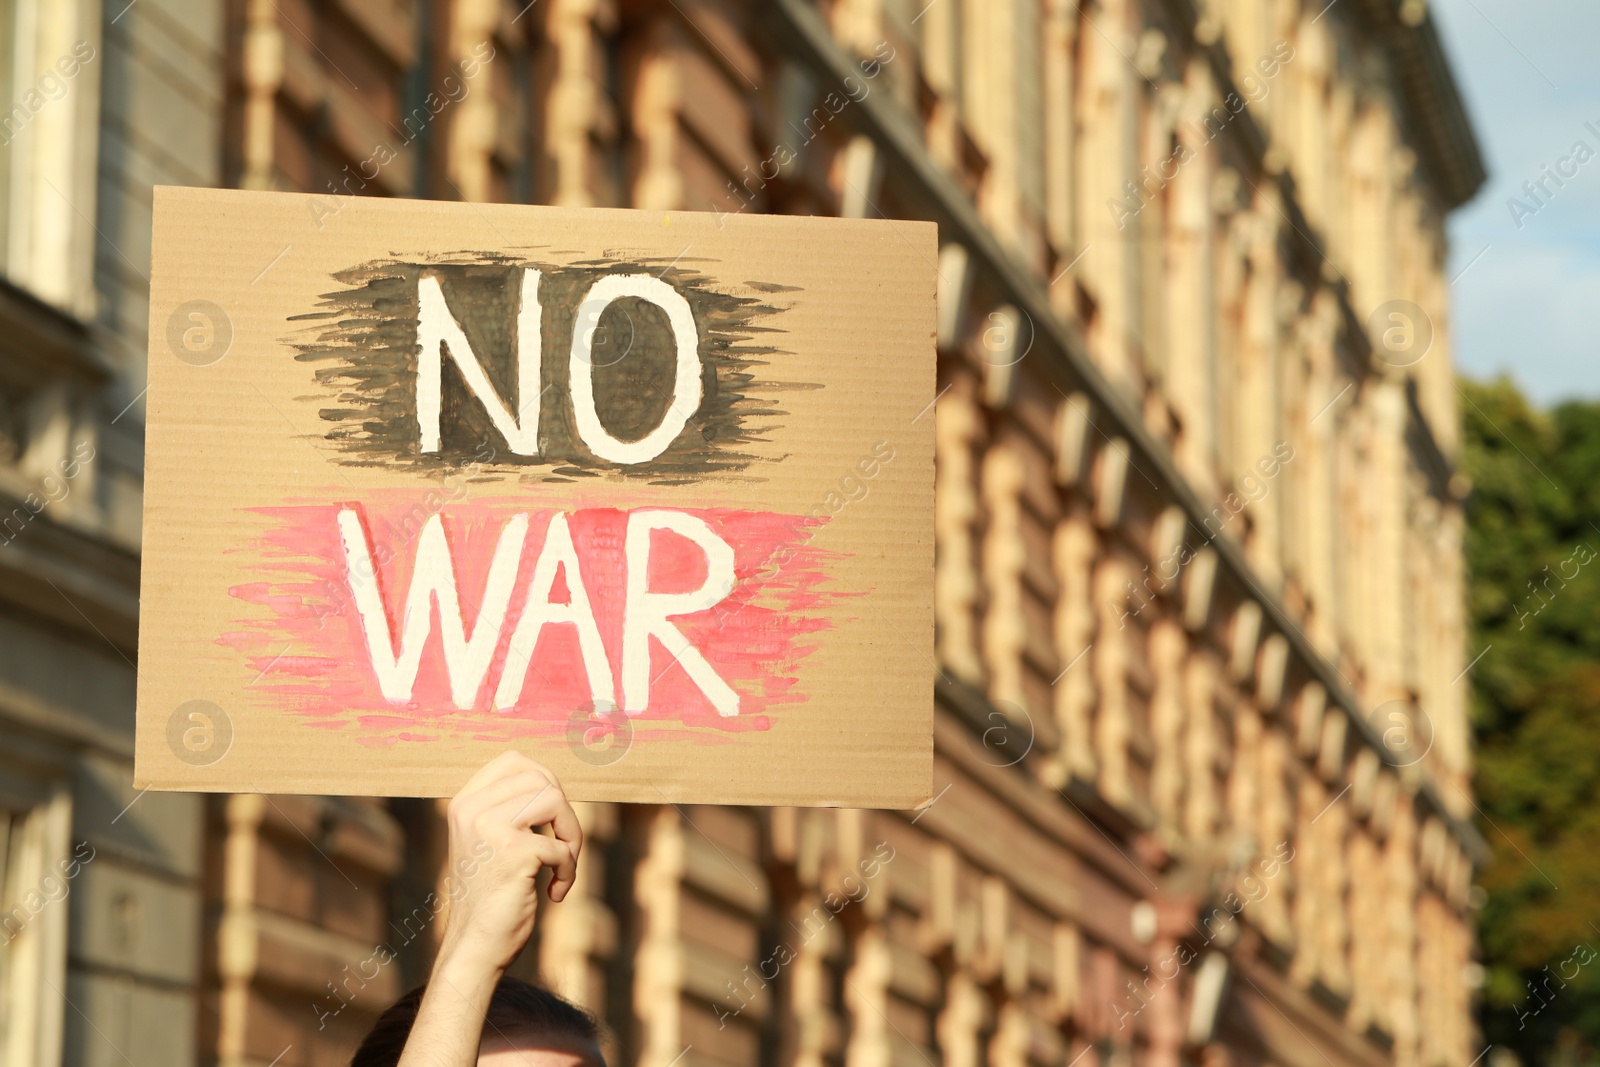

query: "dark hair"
xmin=349 ymin=977 xmax=603 ymax=1066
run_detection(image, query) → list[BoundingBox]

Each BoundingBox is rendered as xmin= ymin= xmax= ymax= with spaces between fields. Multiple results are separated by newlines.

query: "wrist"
xmin=432 ymin=932 xmax=507 ymax=993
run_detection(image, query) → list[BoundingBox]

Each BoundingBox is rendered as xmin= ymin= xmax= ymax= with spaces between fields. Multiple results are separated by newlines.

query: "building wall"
xmin=0 ymin=0 xmax=221 ymax=1064
xmin=0 ymin=0 xmax=1483 ymax=1064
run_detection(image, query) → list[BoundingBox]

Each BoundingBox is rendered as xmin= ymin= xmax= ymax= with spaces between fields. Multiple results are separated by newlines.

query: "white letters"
xmin=415 ymin=269 xmax=704 ymax=463
xmin=416 ymin=269 xmax=542 ymax=455
xmin=339 ymin=508 xmax=528 ymax=708
xmin=495 ymin=513 xmax=615 ymax=712
xmin=622 ymin=510 xmax=739 ymax=716
xmin=569 ymin=274 xmax=702 ymax=464
xmin=340 ymin=506 xmax=741 ymax=717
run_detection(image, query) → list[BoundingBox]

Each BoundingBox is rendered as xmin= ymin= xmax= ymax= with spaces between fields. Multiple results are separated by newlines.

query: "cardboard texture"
xmin=135 ymin=187 xmax=935 ymax=807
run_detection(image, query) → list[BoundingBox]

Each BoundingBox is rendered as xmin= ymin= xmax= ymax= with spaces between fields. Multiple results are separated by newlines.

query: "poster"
xmin=134 ymin=187 xmax=934 ymax=807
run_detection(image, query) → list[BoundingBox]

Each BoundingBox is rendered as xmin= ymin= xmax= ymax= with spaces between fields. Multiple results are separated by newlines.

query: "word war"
xmin=232 ymin=500 xmax=836 ymax=738
xmin=342 ymin=505 xmax=740 ymax=715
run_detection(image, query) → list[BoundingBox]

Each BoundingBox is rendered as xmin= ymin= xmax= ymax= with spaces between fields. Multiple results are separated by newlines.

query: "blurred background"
xmin=0 ymin=0 xmax=1591 ymax=1065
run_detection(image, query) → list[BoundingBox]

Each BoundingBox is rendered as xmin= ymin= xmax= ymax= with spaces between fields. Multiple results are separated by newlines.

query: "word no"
xmin=417 ymin=269 xmax=701 ymax=465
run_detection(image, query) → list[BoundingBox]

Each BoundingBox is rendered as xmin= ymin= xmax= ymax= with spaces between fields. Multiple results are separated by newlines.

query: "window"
xmin=0 ymin=0 xmax=17 ymax=275
xmin=0 ymin=792 xmax=72 ymax=1067
xmin=0 ymin=0 xmax=101 ymax=317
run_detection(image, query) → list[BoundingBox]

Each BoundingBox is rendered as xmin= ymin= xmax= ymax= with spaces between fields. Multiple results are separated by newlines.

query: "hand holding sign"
xmin=396 ymin=753 xmax=589 ymax=1067
xmin=439 ymin=751 xmax=582 ymax=974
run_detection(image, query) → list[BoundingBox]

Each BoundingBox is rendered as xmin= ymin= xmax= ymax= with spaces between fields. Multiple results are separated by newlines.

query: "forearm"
xmin=396 ymin=944 xmax=502 ymax=1067
xmin=393 ymin=753 xmax=579 ymax=1065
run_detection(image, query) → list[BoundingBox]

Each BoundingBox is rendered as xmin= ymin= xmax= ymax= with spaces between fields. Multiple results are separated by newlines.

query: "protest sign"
xmin=134 ymin=187 xmax=934 ymax=807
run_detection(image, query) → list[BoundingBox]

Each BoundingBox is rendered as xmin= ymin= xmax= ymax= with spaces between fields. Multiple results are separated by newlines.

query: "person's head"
xmin=350 ymin=977 xmax=606 ymax=1067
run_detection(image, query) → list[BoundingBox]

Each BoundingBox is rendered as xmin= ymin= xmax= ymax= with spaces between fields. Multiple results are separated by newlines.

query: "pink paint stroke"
xmin=220 ymin=492 xmax=849 ymax=747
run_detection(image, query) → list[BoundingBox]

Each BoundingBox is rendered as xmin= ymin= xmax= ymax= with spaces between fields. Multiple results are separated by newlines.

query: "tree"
xmin=1461 ymin=376 xmax=1600 ymax=1064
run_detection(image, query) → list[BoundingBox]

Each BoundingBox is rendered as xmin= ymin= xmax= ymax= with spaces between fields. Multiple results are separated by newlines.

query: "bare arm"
xmin=398 ymin=752 xmax=583 ymax=1067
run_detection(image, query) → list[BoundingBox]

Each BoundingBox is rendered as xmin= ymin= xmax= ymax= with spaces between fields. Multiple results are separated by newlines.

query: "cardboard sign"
xmin=134 ymin=187 xmax=934 ymax=808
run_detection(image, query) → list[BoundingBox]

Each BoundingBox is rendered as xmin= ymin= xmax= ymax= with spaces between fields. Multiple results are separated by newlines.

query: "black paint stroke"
xmin=288 ymin=251 xmax=817 ymax=484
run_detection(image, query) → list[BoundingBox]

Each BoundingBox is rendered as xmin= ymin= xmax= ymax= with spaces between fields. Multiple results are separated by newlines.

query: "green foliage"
xmin=1461 ymin=376 xmax=1600 ymax=1063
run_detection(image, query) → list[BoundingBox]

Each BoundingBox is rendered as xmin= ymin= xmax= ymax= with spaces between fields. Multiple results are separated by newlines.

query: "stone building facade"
xmin=0 ymin=0 xmax=1485 ymax=1066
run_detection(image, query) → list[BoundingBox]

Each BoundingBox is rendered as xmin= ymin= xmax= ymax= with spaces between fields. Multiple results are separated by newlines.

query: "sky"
xmin=1429 ymin=0 xmax=1600 ymax=406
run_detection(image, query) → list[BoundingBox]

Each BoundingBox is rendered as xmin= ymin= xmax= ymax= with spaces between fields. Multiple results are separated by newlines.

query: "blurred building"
xmin=0 ymin=0 xmax=1487 ymax=1066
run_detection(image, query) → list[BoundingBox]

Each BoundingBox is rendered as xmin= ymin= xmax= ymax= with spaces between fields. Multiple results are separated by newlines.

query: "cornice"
xmin=1350 ymin=0 xmax=1489 ymax=210
xmin=0 ymin=276 xmax=111 ymax=392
